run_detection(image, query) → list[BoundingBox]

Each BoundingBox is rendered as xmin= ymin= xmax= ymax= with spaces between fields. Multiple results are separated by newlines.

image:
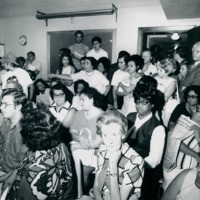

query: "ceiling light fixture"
xmin=171 ymin=32 xmax=180 ymax=40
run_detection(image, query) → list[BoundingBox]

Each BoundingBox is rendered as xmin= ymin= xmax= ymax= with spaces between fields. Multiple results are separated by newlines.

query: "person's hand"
xmin=113 ymin=101 xmax=118 ymax=109
xmin=118 ymin=82 xmax=123 ymax=87
xmin=49 ymin=73 xmax=56 ymax=79
xmin=3 ymin=62 xmax=13 ymax=69
xmin=0 ymin=173 xmax=10 ymax=183
xmin=79 ymin=136 xmax=90 ymax=150
xmin=2 ymin=170 xmax=17 ymax=193
xmin=129 ymin=193 xmax=140 ymax=200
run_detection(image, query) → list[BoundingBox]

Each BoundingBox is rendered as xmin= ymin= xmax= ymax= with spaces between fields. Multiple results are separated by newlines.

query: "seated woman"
xmin=93 ymin=110 xmax=144 ymax=200
xmin=117 ymin=55 xmax=143 ymax=116
xmin=5 ymin=108 xmax=75 ymax=199
xmin=49 ymin=82 xmax=74 ymax=123
xmin=34 ymin=78 xmax=53 ymax=108
xmin=71 ymin=79 xmax=89 ymax=111
xmin=155 ymin=58 xmax=178 ymax=126
xmin=163 ymin=108 xmax=200 ymax=190
xmin=168 ymin=85 xmax=200 ymax=130
xmin=70 ymin=87 xmax=107 ymax=198
xmin=126 ymin=82 xmax=166 ymax=200
xmin=56 ymin=51 xmax=76 ymax=94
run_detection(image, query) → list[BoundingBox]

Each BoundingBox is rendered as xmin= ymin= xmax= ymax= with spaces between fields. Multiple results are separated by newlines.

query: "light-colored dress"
xmin=120 ymin=75 xmax=141 ymax=116
xmin=155 ymin=76 xmax=177 ymax=126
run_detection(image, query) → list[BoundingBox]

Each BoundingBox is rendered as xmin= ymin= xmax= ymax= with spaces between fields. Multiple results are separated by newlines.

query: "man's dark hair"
xmin=92 ymin=36 xmax=102 ymax=44
xmin=27 ymin=51 xmax=35 ymax=57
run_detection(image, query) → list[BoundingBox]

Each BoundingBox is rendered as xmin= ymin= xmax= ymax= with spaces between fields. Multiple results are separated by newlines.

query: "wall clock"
xmin=19 ymin=35 xmax=27 ymax=46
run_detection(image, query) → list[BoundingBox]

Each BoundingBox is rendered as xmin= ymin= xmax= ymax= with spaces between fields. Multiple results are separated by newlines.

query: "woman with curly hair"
xmin=6 ymin=108 xmax=75 ymax=200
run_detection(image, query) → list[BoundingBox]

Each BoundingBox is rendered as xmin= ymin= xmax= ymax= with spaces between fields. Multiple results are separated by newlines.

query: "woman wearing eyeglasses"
xmin=168 ymin=85 xmax=200 ymax=130
xmin=49 ymin=82 xmax=75 ymax=127
xmin=126 ymin=82 xmax=165 ymax=200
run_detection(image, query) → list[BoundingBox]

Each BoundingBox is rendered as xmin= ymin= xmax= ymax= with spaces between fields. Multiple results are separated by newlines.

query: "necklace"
xmin=85 ymin=71 xmax=94 ymax=77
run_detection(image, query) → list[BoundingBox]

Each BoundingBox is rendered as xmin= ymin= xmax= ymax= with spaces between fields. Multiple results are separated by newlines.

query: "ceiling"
xmin=0 ymin=0 xmax=159 ymax=18
xmin=160 ymin=0 xmax=200 ymax=19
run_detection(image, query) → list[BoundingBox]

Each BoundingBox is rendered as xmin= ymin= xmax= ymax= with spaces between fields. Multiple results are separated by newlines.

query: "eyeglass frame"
xmin=0 ymin=102 xmax=15 ymax=109
xmin=135 ymin=99 xmax=150 ymax=105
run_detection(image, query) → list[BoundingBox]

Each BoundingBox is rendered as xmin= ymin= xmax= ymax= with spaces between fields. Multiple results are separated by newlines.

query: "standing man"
xmin=69 ymin=31 xmax=89 ymax=71
xmin=87 ymin=36 xmax=108 ymax=60
xmin=111 ymin=51 xmax=130 ymax=109
xmin=25 ymin=51 xmax=42 ymax=78
xmin=141 ymin=48 xmax=157 ymax=76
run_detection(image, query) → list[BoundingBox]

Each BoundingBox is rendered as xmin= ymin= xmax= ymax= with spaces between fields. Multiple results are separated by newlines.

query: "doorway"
xmin=137 ymin=25 xmax=195 ymax=54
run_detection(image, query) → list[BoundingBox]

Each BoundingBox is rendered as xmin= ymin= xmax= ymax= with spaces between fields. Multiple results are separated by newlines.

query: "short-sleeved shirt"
xmin=0 ymin=119 xmax=27 ymax=173
xmin=69 ymin=43 xmax=89 ymax=70
xmin=86 ymin=48 xmax=108 ymax=60
xmin=169 ymin=102 xmax=192 ymax=124
xmin=111 ymin=69 xmax=130 ymax=87
xmin=49 ymin=101 xmax=71 ymax=122
xmin=96 ymin=143 xmax=144 ymax=198
xmin=71 ymin=70 xmax=109 ymax=94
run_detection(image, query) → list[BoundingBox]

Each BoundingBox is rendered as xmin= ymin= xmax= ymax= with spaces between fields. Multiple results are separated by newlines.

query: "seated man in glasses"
xmin=0 ymin=90 xmax=33 ymax=194
xmin=126 ymin=82 xmax=166 ymax=200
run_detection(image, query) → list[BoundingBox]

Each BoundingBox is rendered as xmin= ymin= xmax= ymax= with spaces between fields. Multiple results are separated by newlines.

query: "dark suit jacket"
xmin=182 ymin=62 xmax=200 ymax=87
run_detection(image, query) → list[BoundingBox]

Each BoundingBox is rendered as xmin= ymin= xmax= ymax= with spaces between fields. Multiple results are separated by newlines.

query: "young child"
xmin=93 ymin=110 xmax=144 ymax=200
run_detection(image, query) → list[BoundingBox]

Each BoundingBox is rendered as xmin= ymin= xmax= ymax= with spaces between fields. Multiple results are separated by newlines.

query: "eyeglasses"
xmin=187 ymin=95 xmax=198 ymax=99
xmin=0 ymin=102 xmax=15 ymax=109
xmin=53 ymin=93 xmax=65 ymax=98
xmin=135 ymin=99 xmax=150 ymax=105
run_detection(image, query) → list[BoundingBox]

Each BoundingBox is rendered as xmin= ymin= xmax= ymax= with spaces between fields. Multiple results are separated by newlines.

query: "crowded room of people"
xmin=0 ymin=0 xmax=200 ymax=199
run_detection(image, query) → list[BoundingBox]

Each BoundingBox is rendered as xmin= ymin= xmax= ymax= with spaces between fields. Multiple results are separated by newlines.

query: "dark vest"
xmin=126 ymin=112 xmax=161 ymax=158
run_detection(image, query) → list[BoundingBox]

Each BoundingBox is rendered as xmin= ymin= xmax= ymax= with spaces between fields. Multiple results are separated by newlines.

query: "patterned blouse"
xmin=7 ymin=143 xmax=75 ymax=200
xmin=96 ymin=143 xmax=144 ymax=199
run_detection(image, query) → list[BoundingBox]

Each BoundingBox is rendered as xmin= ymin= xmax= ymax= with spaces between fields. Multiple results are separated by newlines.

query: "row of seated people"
xmin=0 ymin=72 xmax=199 ymax=200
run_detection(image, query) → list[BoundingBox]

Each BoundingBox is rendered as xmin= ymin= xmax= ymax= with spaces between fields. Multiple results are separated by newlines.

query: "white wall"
xmin=1 ymin=4 xmax=200 ymax=79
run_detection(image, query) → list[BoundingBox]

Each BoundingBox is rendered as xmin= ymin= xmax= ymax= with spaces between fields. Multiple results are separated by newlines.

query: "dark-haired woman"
xmin=49 ymin=82 xmax=74 ymax=123
xmin=126 ymin=83 xmax=165 ymax=200
xmin=57 ymin=52 xmax=76 ymax=94
xmin=49 ymin=57 xmax=110 ymax=96
xmin=6 ymin=108 xmax=75 ymax=199
xmin=70 ymin=87 xmax=107 ymax=198
xmin=168 ymin=85 xmax=200 ymax=130
xmin=117 ymin=55 xmax=143 ymax=116
xmin=34 ymin=78 xmax=52 ymax=108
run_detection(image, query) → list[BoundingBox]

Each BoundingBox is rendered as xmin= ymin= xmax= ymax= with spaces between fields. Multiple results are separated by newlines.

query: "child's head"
xmin=96 ymin=110 xmax=127 ymax=151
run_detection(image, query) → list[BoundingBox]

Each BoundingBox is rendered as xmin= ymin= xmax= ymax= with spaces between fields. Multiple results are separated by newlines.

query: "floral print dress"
xmin=7 ymin=143 xmax=75 ymax=200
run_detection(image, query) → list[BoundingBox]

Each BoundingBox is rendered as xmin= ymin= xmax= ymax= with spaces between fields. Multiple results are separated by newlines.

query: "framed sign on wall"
xmin=0 ymin=44 xmax=5 ymax=57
